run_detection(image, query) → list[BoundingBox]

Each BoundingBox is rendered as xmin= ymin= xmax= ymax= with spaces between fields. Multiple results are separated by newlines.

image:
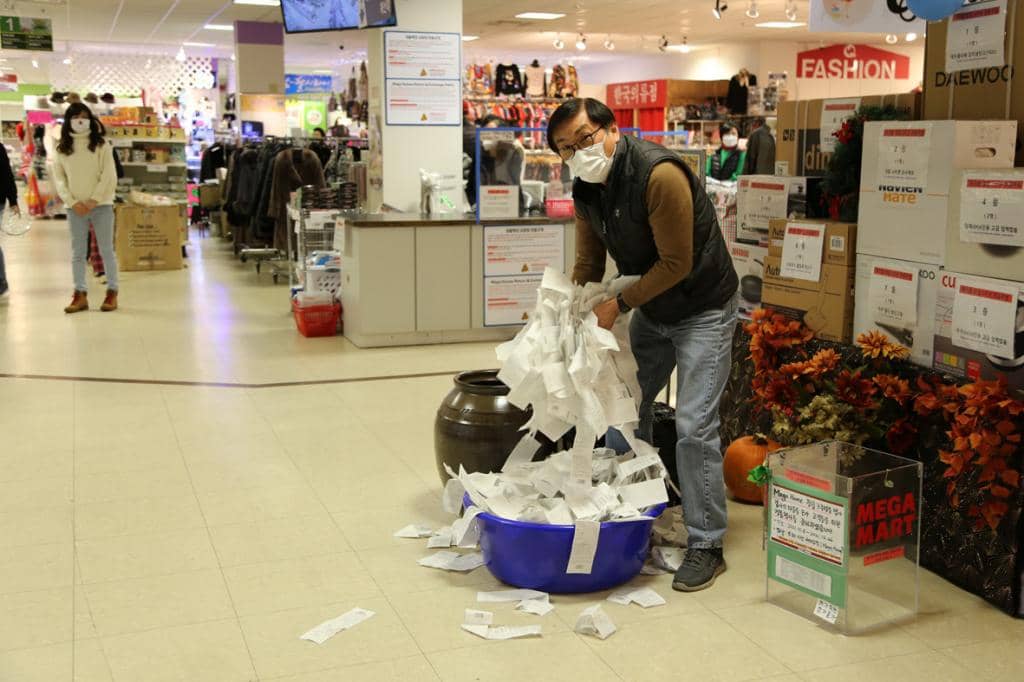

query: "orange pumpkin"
xmin=723 ymin=434 xmax=781 ymax=504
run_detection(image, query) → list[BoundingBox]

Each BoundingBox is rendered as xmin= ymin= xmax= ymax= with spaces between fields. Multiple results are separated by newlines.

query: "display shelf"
xmin=121 ymin=161 xmax=187 ymax=168
xmin=109 ymin=138 xmax=188 ymax=146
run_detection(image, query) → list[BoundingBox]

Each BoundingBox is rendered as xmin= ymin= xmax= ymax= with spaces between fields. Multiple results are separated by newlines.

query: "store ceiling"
xmin=0 ymin=0 xmax=915 ymax=77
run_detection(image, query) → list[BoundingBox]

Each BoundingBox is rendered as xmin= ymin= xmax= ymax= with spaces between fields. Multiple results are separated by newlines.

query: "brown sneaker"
xmin=100 ymin=289 xmax=118 ymax=312
xmin=64 ymin=291 xmax=88 ymax=314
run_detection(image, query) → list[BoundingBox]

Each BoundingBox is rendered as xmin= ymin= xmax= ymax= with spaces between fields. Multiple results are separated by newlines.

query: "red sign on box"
xmin=606 ymin=80 xmax=667 ymax=109
xmin=797 ymin=44 xmax=911 ymax=80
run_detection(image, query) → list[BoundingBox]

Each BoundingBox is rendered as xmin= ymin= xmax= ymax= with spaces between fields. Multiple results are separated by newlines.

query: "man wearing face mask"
xmin=548 ymin=98 xmax=738 ymax=592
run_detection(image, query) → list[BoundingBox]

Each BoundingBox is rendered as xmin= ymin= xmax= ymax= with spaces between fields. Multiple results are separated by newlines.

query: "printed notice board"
xmin=383 ymin=31 xmax=460 ymax=126
xmin=483 ymin=224 xmax=565 ymax=327
xmin=767 ymin=472 xmax=850 ymax=608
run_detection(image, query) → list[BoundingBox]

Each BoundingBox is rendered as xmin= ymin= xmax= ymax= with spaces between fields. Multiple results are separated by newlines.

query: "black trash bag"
xmin=651 ymin=402 xmax=681 ymax=506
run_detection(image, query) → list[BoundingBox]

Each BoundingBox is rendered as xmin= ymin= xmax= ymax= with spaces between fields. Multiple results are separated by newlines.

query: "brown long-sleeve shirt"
xmin=572 ymin=162 xmax=695 ymax=309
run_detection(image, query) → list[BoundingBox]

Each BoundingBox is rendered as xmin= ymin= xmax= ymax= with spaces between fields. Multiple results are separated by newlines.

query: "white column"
xmin=366 ymin=0 xmax=463 ymax=212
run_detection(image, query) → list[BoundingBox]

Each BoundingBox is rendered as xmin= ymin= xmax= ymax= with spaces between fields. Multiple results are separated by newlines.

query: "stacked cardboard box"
xmin=762 ymin=219 xmax=857 ymax=343
xmin=735 ymin=175 xmax=809 ymax=243
xmin=776 ymin=94 xmax=921 ymax=177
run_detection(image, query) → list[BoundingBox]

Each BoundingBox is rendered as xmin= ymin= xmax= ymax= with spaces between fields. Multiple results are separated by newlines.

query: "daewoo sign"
xmin=797 ymin=44 xmax=911 ymax=80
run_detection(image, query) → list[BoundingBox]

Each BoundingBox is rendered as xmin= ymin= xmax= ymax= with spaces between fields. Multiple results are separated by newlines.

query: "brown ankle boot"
xmin=100 ymin=289 xmax=118 ymax=312
xmin=64 ymin=291 xmax=88 ymax=314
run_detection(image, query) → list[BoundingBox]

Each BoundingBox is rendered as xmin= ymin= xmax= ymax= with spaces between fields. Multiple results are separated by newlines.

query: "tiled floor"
xmin=1 ymin=221 xmax=1021 ymax=681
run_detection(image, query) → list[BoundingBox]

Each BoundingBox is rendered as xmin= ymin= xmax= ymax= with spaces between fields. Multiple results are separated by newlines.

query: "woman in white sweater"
xmin=52 ymin=102 xmax=119 ymax=313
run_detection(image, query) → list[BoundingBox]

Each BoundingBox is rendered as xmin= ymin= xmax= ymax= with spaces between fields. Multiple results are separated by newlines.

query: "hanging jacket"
xmin=495 ymin=64 xmax=525 ymax=96
xmin=525 ymin=65 xmax=546 ymax=98
xmin=268 ymin=147 xmax=325 ymax=251
xmin=572 ymin=135 xmax=737 ymax=324
xmin=200 ymin=143 xmax=226 ymax=182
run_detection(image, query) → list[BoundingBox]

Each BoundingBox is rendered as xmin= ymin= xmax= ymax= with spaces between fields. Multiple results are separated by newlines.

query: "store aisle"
xmin=1 ymin=226 xmax=1021 ymax=682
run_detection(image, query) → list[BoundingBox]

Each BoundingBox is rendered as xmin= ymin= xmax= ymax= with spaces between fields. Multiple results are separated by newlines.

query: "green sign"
xmin=0 ymin=16 xmax=54 ymax=51
xmin=766 ymin=475 xmax=850 ymax=608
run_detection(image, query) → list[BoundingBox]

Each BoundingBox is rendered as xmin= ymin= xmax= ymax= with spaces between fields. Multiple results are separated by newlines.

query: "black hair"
xmin=57 ymin=103 xmax=105 ymax=155
xmin=477 ymin=114 xmax=507 ymax=128
xmin=546 ymin=98 xmax=616 ymax=154
xmin=719 ymin=123 xmax=738 ymax=138
xmin=313 ymin=127 xmax=326 ymax=137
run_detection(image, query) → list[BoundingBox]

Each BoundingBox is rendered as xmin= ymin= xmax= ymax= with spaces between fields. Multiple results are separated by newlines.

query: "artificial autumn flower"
xmin=809 ymin=348 xmax=841 ymax=373
xmin=874 ymin=374 xmax=912 ymax=404
xmin=856 ymin=330 xmax=890 ymax=359
xmin=886 ymin=418 xmax=917 ymax=454
xmin=835 ymin=369 xmax=876 ymax=409
xmin=882 ymin=341 xmax=911 ymax=360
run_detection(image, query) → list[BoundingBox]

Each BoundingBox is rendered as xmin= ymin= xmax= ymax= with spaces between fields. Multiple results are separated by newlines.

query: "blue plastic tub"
xmin=465 ymin=494 xmax=667 ymax=593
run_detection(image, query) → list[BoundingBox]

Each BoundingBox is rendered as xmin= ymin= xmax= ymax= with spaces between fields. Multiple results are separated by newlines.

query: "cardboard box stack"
xmin=761 ymin=219 xmax=857 ymax=343
xmin=854 ymin=114 xmax=1023 ymax=386
xmin=735 ymin=175 xmax=808 ymax=242
xmin=115 ymin=204 xmax=184 ymax=271
xmin=776 ymin=94 xmax=921 ymax=177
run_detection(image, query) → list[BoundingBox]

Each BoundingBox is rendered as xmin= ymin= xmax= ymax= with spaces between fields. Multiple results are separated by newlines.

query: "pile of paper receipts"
xmin=441 ymin=268 xmax=671 ymax=527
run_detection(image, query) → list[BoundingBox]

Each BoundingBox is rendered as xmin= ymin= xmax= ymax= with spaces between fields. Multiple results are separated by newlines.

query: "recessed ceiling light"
xmin=461 ymin=35 xmax=479 ymax=42
xmin=32 ymin=59 xmax=39 ymax=68
xmin=755 ymin=21 xmax=806 ymax=29
xmin=553 ymin=35 xmax=565 ymax=50
xmin=603 ymin=36 xmax=615 ymax=50
xmin=204 ymin=24 xmax=233 ymax=31
xmin=63 ymin=56 xmax=72 ymax=65
xmin=885 ymin=33 xmax=898 ymax=44
xmin=233 ymin=0 xmax=280 ymax=5
xmin=905 ymin=32 xmax=918 ymax=41
xmin=575 ymin=33 xmax=587 ymax=51
xmin=183 ymin=41 xmax=215 ymax=47
xmin=515 ymin=12 xmax=566 ymax=20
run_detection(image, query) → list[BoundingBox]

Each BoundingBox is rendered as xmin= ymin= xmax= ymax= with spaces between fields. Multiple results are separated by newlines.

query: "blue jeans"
xmin=631 ymin=294 xmax=738 ymax=549
xmin=69 ymin=205 xmax=118 ymax=292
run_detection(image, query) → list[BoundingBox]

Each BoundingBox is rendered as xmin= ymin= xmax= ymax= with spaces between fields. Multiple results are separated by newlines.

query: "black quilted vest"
xmin=573 ymin=135 xmax=738 ymax=324
xmin=709 ymin=148 xmax=741 ymax=181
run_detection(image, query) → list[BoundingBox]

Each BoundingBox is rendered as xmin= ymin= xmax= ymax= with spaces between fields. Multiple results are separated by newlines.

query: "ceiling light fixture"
xmin=62 ymin=56 xmax=72 ymax=65
xmin=183 ymin=41 xmax=215 ymax=47
xmin=784 ymin=1 xmax=798 ymax=22
xmin=603 ymin=35 xmax=615 ymax=50
xmin=755 ymin=21 xmax=806 ymax=29
xmin=515 ymin=12 xmax=566 ymax=20
xmin=885 ymin=33 xmax=898 ymax=44
xmin=461 ymin=35 xmax=479 ymax=42
xmin=31 ymin=58 xmax=39 ymax=68
xmin=746 ymin=1 xmax=759 ymax=19
xmin=232 ymin=0 xmax=279 ymax=5
xmin=553 ymin=34 xmax=565 ymax=50
xmin=658 ymin=35 xmax=670 ymax=52
xmin=575 ymin=33 xmax=587 ymax=51
xmin=175 ymin=46 xmax=187 ymax=62
xmin=713 ymin=1 xmax=727 ymax=20
xmin=905 ymin=32 xmax=918 ymax=41
xmin=204 ymin=23 xmax=233 ymax=31
xmin=312 ymin=69 xmax=333 ymax=74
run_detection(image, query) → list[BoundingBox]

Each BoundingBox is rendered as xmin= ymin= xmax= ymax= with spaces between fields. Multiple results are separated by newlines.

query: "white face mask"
xmin=722 ymin=134 xmax=738 ymax=148
xmin=70 ymin=118 xmax=91 ymax=134
xmin=567 ymin=139 xmax=614 ymax=184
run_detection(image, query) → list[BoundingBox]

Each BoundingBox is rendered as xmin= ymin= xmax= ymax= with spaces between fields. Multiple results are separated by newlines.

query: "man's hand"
xmin=593 ymin=298 xmax=619 ymax=330
xmin=84 ymin=200 xmax=98 ymax=211
xmin=72 ymin=202 xmax=90 ymax=217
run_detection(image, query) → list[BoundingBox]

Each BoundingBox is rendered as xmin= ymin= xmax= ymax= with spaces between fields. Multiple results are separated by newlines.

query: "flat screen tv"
xmin=280 ymin=0 xmax=397 ymax=34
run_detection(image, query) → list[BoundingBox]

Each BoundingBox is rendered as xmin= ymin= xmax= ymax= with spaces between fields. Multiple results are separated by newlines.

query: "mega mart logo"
xmin=797 ymin=44 xmax=911 ymax=80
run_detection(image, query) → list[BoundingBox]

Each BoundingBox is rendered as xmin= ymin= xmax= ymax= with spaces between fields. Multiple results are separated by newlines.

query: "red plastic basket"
xmin=545 ymin=198 xmax=575 ymax=219
xmin=292 ymin=299 xmax=341 ymax=338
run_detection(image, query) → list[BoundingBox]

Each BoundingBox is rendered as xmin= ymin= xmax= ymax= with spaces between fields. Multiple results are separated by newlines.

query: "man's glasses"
xmin=558 ymin=127 xmax=606 ymax=161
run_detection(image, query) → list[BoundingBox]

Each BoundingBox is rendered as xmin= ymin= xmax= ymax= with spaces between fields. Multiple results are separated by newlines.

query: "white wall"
xmin=572 ymin=39 xmax=925 ymax=104
xmin=759 ymin=41 xmax=925 ymax=101
xmin=368 ymin=0 xmax=463 ymax=213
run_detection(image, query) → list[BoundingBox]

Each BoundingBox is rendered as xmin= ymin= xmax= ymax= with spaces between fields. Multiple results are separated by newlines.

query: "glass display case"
xmin=766 ymin=441 xmax=922 ymax=634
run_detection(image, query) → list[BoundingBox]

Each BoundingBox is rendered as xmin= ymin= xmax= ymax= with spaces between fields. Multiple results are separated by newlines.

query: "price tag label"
xmin=819 ymin=98 xmax=860 ymax=154
xmin=960 ymin=172 xmax=1024 ymax=247
xmin=946 ymin=0 xmax=1007 ymax=73
xmin=779 ymin=222 xmax=825 ymax=282
xmin=738 ymin=179 xmax=789 ymax=231
xmin=951 ymin=276 xmax=1018 ymax=360
xmin=868 ymin=264 xmax=918 ymax=329
xmin=146 ymin=163 xmax=168 ymax=173
xmin=110 ymin=138 xmax=132 ymax=148
xmin=813 ymin=599 xmax=840 ymax=624
xmin=877 ymin=125 xmax=931 ymax=194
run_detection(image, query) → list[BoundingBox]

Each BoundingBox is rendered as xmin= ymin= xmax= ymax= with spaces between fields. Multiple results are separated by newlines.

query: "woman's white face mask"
xmin=722 ymin=134 xmax=739 ymax=148
xmin=567 ymin=138 xmax=614 ymax=184
xmin=70 ymin=118 xmax=91 ymax=134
